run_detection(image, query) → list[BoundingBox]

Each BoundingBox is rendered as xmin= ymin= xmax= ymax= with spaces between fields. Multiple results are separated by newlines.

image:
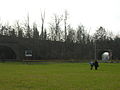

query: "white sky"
xmin=0 ymin=0 xmax=120 ymax=34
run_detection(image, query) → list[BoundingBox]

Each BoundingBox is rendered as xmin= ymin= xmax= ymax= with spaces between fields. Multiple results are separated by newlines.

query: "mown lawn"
xmin=0 ymin=62 xmax=120 ymax=90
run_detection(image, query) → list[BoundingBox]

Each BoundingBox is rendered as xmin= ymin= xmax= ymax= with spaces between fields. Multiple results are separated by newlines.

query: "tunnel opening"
xmin=97 ymin=49 xmax=112 ymax=60
xmin=0 ymin=46 xmax=16 ymax=61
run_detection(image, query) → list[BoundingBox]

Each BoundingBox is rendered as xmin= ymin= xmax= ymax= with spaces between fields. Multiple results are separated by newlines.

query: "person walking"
xmin=89 ymin=61 xmax=94 ymax=70
xmin=94 ymin=60 xmax=99 ymax=70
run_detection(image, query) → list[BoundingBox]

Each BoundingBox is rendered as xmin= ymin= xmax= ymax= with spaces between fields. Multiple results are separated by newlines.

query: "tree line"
xmin=0 ymin=11 xmax=120 ymax=60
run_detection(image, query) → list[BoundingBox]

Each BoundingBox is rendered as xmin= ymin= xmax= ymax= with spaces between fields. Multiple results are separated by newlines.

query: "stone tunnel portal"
xmin=0 ymin=46 xmax=16 ymax=61
xmin=97 ymin=49 xmax=112 ymax=60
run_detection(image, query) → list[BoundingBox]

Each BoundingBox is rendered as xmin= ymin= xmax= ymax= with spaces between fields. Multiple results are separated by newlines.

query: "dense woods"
xmin=0 ymin=12 xmax=120 ymax=60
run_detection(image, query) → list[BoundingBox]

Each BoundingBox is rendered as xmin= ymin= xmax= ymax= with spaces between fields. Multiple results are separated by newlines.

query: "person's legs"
xmin=91 ymin=65 xmax=93 ymax=70
xmin=95 ymin=66 xmax=97 ymax=70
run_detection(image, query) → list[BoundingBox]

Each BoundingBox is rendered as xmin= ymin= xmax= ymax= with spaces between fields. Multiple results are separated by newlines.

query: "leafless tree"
xmin=40 ymin=10 xmax=45 ymax=40
xmin=33 ymin=22 xmax=39 ymax=39
xmin=67 ymin=25 xmax=76 ymax=42
xmin=14 ymin=20 xmax=24 ymax=38
xmin=94 ymin=26 xmax=107 ymax=41
xmin=24 ymin=13 xmax=32 ymax=38
xmin=64 ymin=10 xmax=69 ymax=41
xmin=49 ymin=14 xmax=63 ymax=41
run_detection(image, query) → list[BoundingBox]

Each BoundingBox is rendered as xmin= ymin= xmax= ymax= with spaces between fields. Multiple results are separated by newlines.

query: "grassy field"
xmin=0 ymin=62 xmax=120 ymax=90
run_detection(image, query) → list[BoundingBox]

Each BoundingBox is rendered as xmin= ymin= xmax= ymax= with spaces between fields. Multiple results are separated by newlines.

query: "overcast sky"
xmin=0 ymin=0 xmax=120 ymax=34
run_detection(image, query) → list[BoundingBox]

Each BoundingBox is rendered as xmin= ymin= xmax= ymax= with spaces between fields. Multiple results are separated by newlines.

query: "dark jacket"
xmin=94 ymin=61 xmax=99 ymax=67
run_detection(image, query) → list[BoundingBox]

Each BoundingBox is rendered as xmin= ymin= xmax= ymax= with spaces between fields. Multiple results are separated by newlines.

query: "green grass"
xmin=0 ymin=62 xmax=120 ymax=90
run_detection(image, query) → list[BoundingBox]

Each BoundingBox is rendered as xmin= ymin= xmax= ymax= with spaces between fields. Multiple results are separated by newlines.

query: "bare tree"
xmin=67 ymin=25 xmax=76 ymax=42
xmin=49 ymin=24 xmax=55 ymax=41
xmin=64 ymin=10 xmax=68 ymax=41
xmin=49 ymin=14 xmax=63 ymax=41
xmin=14 ymin=21 xmax=23 ymax=38
xmin=0 ymin=18 xmax=2 ymax=35
xmin=2 ymin=22 xmax=11 ymax=36
xmin=33 ymin=22 xmax=39 ymax=39
xmin=43 ymin=29 xmax=47 ymax=40
xmin=94 ymin=26 xmax=107 ymax=41
xmin=40 ymin=10 xmax=45 ymax=40
xmin=76 ymin=25 xmax=90 ymax=44
xmin=24 ymin=13 xmax=32 ymax=38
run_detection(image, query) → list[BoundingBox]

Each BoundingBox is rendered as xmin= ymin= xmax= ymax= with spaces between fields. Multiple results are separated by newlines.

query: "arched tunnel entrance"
xmin=0 ymin=46 xmax=16 ymax=61
xmin=97 ymin=49 xmax=112 ymax=60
